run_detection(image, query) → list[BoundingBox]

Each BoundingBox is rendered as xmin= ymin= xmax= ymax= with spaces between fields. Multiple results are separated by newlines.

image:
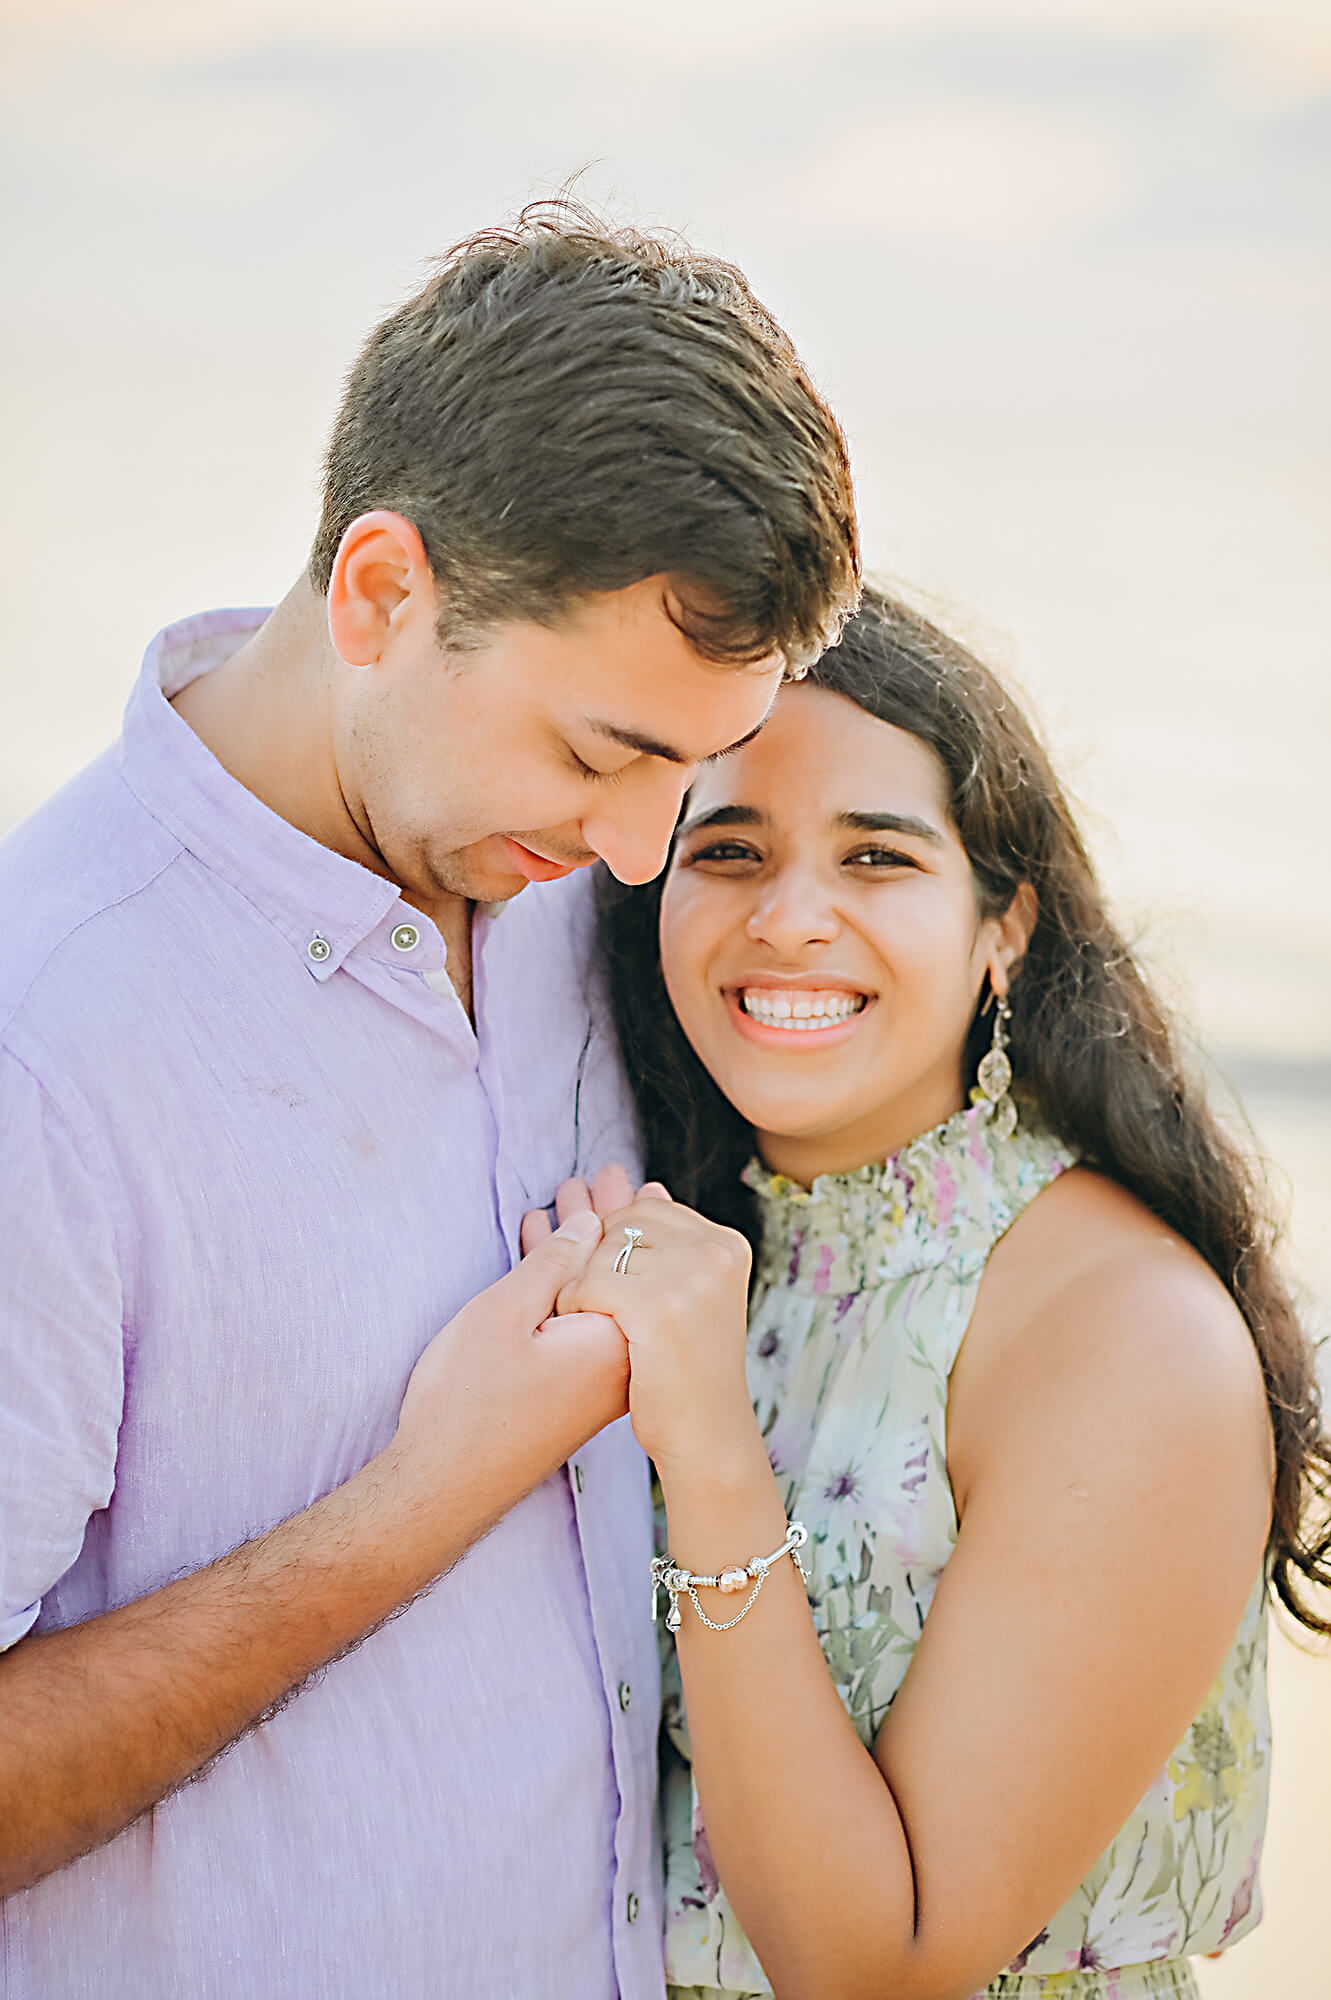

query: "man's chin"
xmin=427 ymin=836 xmax=582 ymax=905
xmin=425 ymin=860 xmax=529 ymax=905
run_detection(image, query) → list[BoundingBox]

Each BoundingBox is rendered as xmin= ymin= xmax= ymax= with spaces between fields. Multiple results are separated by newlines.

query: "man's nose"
xmin=746 ymin=866 xmax=840 ymax=952
xmin=583 ymin=771 xmax=693 ymax=887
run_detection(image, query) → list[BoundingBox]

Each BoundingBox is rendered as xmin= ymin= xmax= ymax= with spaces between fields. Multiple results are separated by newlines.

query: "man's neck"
xmin=170 ymin=578 xmax=476 ymax=1013
xmin=435 ymin=901 xmax=476 ymax=1022
xmin=170 ymin=581 xmax=366 ymax=864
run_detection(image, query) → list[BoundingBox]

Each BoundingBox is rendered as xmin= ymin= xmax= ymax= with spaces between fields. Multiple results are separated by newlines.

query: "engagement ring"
xmin=612 ymin=1226 xmax=643 ymax=1276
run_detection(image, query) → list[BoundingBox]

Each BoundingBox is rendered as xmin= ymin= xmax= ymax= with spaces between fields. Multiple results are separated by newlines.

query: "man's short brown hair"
xmin=310 ymin=201 xmax=860 ymax=672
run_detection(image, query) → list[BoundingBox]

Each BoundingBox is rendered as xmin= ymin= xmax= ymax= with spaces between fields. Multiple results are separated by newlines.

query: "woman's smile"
xmin=727 ymin=980 xmax=873 ymax=1044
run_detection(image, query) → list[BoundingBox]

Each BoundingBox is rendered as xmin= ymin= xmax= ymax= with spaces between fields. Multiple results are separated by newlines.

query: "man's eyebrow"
xmin=707 ymin=715 xmax=772 ymax=761
xmin=586 ymin=707 xmax=773 ymax=769
xmin=587 ymin=720 xmax=691 ymax=766
xmin=675 ymin=803 xmax=765 ymax=840
xmin=835 ymin=809 xmax=945 ymax=844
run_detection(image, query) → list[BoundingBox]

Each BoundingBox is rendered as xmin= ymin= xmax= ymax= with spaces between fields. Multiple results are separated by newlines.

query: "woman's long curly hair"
xmin=600 ymin=583 xmax=1331 ymax=1636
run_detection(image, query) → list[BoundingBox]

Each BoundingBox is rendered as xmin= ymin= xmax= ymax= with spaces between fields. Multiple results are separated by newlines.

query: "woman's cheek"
xmin=865 ymin=885 xmax=969 ymax=990
xmin=879 ymin=914 xmax=981 ymax=1060
xmin=660 ymin=878 xmax=730 ymax=1021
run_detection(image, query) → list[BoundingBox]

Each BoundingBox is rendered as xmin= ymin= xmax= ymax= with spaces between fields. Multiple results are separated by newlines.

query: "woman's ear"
xmin=988 ymin=882 xmax=1038 ymax=996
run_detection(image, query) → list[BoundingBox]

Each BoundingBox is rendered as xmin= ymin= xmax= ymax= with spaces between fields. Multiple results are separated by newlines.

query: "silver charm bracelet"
xmin=651 ymin=1521 xmax=809 ymax=1633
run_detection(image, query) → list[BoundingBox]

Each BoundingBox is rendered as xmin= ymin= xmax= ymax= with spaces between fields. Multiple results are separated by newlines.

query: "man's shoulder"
xmin=0 ymin=748 xmax=183 ymax=1045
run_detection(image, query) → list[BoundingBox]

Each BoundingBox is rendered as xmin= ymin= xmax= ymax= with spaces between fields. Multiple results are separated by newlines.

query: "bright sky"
xmin=5 ymin=0 xmax=1331 ymax=115
xmin=8 ymin=0 xmax=1331 ymax=68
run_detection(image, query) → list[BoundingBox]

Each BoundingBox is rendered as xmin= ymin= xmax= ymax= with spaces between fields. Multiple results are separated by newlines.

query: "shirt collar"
xmin=117 ymin=607 xmax=405 ymax=979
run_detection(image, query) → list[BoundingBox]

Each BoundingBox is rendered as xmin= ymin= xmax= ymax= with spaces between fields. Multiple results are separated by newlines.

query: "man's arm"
xmin=0 ymin=1205 xmax=624 ymax=1897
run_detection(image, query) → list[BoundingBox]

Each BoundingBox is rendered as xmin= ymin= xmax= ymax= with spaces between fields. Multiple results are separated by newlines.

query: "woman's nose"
xmin=745 ymin=868 xmax=840 ymax=953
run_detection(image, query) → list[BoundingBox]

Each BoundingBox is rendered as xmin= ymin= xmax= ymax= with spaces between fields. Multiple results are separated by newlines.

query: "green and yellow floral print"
xmin=662 ymin=1106 xmax=1270 ymax=2000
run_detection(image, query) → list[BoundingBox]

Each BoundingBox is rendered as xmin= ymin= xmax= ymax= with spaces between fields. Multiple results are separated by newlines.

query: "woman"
xmin=530 ymin=589 xmax=1330 ymax=1999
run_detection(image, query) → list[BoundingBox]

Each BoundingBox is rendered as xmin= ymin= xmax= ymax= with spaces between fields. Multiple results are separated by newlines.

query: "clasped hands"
xmin=520 ymin=1165 xmax=757 ymax=1479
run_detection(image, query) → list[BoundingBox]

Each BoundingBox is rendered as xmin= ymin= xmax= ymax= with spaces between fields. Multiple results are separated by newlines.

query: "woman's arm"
xmin=561 ymin=1171 xmax=1273 ymax=2000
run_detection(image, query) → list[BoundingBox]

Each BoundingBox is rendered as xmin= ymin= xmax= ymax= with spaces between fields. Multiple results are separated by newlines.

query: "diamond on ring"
xmin=612 ymin=1226 xmax=643 ymax=1275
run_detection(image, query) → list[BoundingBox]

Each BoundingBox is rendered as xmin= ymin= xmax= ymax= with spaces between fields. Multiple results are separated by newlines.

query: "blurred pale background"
xmin=2 ymin=0 xmax=1327 ymax=1987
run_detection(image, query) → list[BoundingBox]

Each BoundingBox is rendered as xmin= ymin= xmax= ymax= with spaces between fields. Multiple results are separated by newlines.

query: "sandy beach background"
xmin=2 ymin=1 xmax=1327 ymax=1986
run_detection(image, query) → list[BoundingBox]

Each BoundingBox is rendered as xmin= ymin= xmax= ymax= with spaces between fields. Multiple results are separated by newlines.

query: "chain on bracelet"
xmin=651 ymin=1521 xmax=809 ymax=1633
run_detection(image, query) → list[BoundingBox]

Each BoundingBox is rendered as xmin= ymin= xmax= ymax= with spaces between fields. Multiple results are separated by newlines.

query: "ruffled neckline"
xmin=742 ymin=1102 xmax=1075 ymax=1291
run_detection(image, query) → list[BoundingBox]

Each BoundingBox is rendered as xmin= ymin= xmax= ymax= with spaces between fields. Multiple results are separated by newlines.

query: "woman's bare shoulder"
xmin=1006 ymin=1158 xmax=1206 ymax=1265
xmin=951 ymin=1164 xmax=1273 ymax=1505
xmin=993 ymin=1162 xmax=1256 ymax=1360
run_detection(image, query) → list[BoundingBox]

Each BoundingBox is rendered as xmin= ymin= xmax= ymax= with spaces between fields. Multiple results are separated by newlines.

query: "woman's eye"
xmin=845 ymin=845 xmax=916 ymax=870
xmin=685 ymin=841 xmax=761 ymax=865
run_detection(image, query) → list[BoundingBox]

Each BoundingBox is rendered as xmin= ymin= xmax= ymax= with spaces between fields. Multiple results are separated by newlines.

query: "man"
xmin=0 ymin=205 xmax=859 ymax=1997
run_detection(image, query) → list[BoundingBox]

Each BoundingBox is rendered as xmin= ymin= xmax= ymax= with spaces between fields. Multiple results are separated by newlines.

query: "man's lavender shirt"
xmin=0 ymin=610 xmax=663 ymax=1999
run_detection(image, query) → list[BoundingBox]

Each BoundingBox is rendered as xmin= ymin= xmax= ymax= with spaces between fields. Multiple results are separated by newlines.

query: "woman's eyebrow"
xmin=835 ymin=809 xmax=944 ymax=844
xmin=676 ymin=805 xmax=945 ymax=842
xmin=676 ymin=803 xmax=765 ymax=839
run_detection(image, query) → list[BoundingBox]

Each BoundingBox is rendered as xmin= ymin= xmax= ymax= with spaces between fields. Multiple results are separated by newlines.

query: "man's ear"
xmin=326 ymin=511 xmax=436 ymax=667
xmin=988 ymin=881 xmax=1038 ymax=995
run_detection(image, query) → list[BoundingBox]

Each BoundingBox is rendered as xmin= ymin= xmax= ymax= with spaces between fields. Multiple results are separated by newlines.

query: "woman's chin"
xmin=696 ymin=1048 xmax=881 ymax=1154
xmin=728 ymin=1091 xmax=864 ymax=1155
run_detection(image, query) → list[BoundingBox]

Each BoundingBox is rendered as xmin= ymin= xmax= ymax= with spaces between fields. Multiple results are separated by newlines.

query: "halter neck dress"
xmin=662 ymin=1105 xmax=1270 ymax=2000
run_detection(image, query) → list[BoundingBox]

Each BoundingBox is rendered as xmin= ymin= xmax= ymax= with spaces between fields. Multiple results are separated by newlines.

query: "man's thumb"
xmin=510 ymin=1208 xmax=603 ymax=1318
xmin=552 ymin=1209 xmax=603 ymax=1250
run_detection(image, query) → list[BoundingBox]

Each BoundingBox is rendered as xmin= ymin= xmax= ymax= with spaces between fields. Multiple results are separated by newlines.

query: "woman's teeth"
xmin=739 ymin=990 xmax=867 ymax=1030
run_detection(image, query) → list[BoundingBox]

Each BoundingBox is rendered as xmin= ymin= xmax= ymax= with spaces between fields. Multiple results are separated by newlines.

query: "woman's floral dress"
xmin=663 ymin=1105 xmax=1270 ymax=2000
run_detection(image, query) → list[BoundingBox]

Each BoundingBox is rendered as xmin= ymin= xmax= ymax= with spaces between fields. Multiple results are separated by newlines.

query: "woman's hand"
xmin=521 ymin=1171 xmax=762 ymax=1485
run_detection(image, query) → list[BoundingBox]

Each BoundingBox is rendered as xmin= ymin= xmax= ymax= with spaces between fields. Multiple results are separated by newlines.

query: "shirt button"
xmin=617 ymin=1681 xmax=632 ymax=1711
xmin=625 ymin=1891 xmax=640 ymax=1924
xmin=573 ymin=1462 xmax=585 ymax=1493
xmin=390 ymin=922 xmax=420 ymax=952
xmin=307 ymin=934 xmax=331 ymax=962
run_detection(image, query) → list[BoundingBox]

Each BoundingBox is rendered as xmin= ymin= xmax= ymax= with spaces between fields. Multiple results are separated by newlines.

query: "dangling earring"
xmin=977 ymin=992 xmax=1018 ymax=1140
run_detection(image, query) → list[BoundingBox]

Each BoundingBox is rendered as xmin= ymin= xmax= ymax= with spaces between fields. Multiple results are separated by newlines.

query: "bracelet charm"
xmin=651 ymin=1521 xmax=808 ymax=1634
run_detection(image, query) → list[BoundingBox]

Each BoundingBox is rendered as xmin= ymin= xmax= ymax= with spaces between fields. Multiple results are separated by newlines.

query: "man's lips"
xmin=498 ymin=837 xmax=582 ymax=884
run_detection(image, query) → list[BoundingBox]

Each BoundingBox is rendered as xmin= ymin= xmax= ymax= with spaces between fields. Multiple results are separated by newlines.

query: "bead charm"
xmin=652 ymin=1522 xmax=809 ymax=1634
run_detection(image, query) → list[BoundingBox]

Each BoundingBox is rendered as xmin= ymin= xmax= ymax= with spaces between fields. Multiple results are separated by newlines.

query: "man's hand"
xmin=388 ymin=1206 xmax=630 ymax=1536
xmin=0 ymin=1208 xmax=627 ymax=1898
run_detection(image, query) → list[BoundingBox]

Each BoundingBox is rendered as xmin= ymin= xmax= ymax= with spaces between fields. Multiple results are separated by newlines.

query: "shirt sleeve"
xmin=0 ymin=1049 xmax=125 ymax=1650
